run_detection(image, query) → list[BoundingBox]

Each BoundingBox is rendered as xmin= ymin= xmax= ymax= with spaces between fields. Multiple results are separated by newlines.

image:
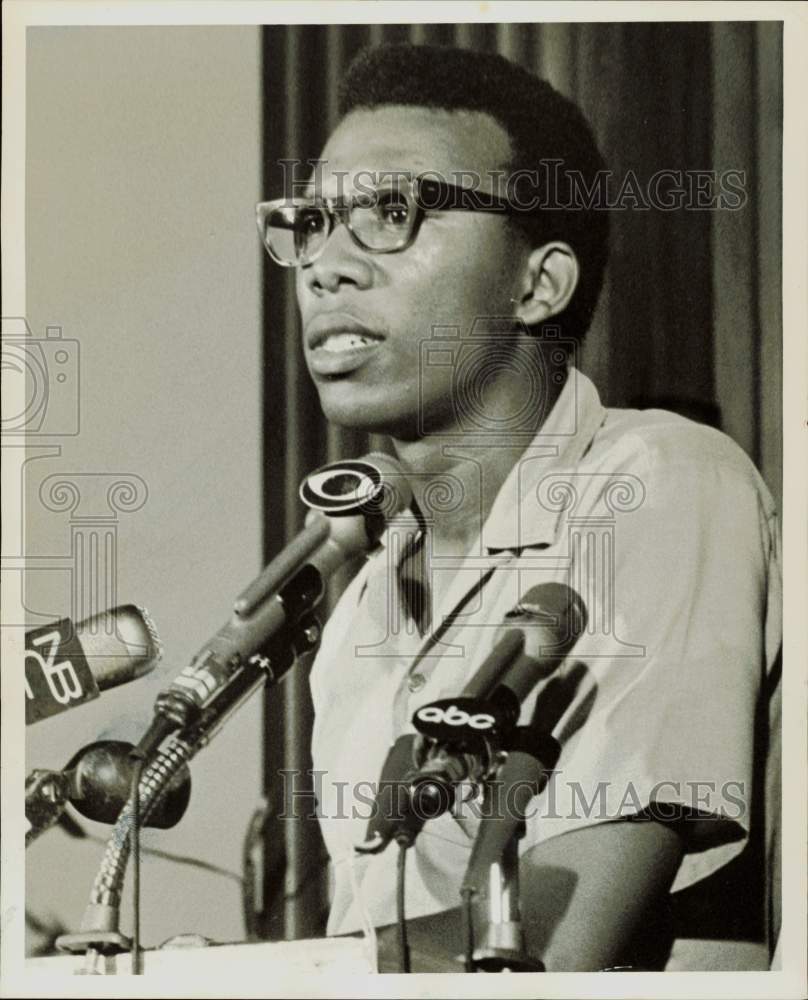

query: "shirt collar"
xmin=372 ymin=366 xmax=606 ymax=556
xmin=482 ymin=366 xmax=607 ymax=552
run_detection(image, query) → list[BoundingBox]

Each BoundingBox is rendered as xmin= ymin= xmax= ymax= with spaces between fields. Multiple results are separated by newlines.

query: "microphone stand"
xmin=55 ymin=615 xmax=321 ymax=974
xmin=460 ymin=735 xmax=559 ymax=973
xmin=466 ymin=818 xmax=543 ymax=972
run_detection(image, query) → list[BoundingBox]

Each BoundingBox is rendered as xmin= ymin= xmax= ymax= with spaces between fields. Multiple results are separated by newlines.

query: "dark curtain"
xmin=257 ymin=21 xmax=782 ymax=939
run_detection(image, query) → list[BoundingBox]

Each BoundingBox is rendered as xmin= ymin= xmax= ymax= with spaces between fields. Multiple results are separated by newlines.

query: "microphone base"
xmin=56 ymin=930 xmax=132 ymax=957
xmin=56 ymin=902 xmax=130 ymax=956
xmin=471 ymin=946 xmax=545 ymax=973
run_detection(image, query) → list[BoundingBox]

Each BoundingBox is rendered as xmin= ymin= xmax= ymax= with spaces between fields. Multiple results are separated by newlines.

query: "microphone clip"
xmin=25 ymin=769 xmax=71 ymax=846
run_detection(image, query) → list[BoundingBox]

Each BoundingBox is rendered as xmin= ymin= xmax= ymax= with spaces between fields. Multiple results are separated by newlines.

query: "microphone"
xmin=135 ymin=453 xmax=412 ymax=758
xmin=25 ymin=741 xmax=191 ymax=847
xmin=67 ymin=740 xmax=191 ymax=826
xmin=460 ymin=752 xmax=556 ymax=897
xmin=461 ymin=661 xmax=590 ymax=895
xmin=356 ymin=733 xmax=419 ymax=854
xmin=25 ymin=606 xmax=162 ymax=726
xmin=354 ymin=584 xmax=586 ymax=854
xmin=355 ymin=629 xmax=528 ymax=856
xmin=406 ymin=584 xmax=587 ymax=831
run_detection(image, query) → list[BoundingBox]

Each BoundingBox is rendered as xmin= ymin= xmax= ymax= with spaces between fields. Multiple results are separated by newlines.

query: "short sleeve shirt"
xmin=308 ymin=367 xmax=782 ymax=969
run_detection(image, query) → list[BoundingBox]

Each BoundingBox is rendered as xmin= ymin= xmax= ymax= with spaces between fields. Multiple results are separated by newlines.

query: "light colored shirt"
xmin=308 ymin=367 xmax=781 ymax=969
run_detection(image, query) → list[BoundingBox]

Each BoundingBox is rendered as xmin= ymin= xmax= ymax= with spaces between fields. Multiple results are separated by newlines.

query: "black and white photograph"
xmin=2 ymin=2 xmax=805 ymax=996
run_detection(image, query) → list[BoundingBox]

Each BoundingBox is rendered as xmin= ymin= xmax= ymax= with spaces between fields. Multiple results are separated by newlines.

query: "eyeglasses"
xmin=255 ymin=174 xmax=517 ymax=268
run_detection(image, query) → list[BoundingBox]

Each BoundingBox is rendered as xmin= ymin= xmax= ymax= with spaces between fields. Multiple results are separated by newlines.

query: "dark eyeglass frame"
xmin=255 ymin=173 xmax=518 ymax=268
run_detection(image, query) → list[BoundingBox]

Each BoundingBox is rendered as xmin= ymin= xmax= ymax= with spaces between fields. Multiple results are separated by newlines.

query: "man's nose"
xmin=300 ymin=223 xmax=374 ymax=295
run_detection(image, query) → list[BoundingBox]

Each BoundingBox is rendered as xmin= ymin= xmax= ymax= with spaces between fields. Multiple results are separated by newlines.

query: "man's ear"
xmin=513 ymin=243 xmax=580 ymax=327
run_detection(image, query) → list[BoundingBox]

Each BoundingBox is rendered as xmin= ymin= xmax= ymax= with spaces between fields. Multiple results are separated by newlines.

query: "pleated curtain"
xmin=257 ymin=20 xmax=782 ymax=939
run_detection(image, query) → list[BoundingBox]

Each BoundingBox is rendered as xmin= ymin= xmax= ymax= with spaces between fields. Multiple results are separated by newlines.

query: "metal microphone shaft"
xmin=135 ymin=453 xmax=411 ymax=758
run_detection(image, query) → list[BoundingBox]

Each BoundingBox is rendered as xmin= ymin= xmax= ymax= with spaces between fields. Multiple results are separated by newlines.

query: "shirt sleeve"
xmin=519 ymin=422 xmax=781 ymax=895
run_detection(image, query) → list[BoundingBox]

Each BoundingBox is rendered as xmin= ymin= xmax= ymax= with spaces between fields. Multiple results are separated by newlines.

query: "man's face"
xmin=295 ymin=106 xmax=531 ymax=440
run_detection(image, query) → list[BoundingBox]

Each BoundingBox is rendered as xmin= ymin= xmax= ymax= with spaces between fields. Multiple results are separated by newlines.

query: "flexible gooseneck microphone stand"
xmin=55 ymin=618 xmax=320 ymax=974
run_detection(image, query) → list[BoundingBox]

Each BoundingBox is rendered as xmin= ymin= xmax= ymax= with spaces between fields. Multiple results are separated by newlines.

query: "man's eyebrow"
xmin=300 ymin=187 xmax=346 ymax=204
xmin=373 ymin=169 xmax=414 ymax=184
xmin=300 ymin=184 xmax=337 ymax=203
xmin=302 ymin=168 xmax=418 ymax=197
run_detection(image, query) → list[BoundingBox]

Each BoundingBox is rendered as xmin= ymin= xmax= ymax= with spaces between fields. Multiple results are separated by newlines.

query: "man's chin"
xmin=317 ymin=389 xmax=414 ymax=439
xmin=316 ymin=387 xmax=379 ymax=422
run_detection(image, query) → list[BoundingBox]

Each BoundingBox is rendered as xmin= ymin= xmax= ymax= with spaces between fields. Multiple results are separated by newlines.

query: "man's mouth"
xmin=315 ymin=332 xmax=380 ymax=353
xmin=305 ymin=317 xmax=385 ymax=376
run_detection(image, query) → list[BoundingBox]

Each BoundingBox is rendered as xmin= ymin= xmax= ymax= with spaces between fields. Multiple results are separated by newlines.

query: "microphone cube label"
xmin=24 ymin=619 xmax=99 ymax=724
xmin=413 ymin=697 xmax=506 ymax=744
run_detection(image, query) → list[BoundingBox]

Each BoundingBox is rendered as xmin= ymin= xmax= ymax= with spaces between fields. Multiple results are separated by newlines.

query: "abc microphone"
xmin=405 ymin=584 xmax=587 ymax=838
xmin=355 ymin=585 xmax=586 ymax=854
xmin=461 ymin=660 xmax=591 ymax=896
xmin=411 ymin=583 xmax=587 ymax=818
xmin=135 ymin=454 xmax=412 ymax=758
xmin=25 ymin=606 xmax=162 ymax=726
xmin=355 ymin=629 xmax=528 ymax=855
xmin=457 ymin=597 xmax=588 ymax=974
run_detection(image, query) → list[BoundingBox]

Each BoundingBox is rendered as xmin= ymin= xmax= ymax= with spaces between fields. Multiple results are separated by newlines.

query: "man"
xmin=257 ymin=44 xmax=781 ymax=971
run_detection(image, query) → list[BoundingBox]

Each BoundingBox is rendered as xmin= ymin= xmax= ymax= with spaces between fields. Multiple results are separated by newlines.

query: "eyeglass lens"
xmin=262 ymin=188 xmax=415 ymax=264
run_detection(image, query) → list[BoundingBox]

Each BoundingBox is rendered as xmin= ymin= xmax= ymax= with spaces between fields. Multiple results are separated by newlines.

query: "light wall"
xmin=24 ymin=26 xmax=264 ymax=947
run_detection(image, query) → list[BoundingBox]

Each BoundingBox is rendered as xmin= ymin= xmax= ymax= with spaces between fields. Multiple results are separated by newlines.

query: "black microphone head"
xmin=66 ymin=740 xmax=191 ymax=829
xmin=497 ymin=584 xmax=587 ymax=703
xmin=507 ymin=583 xmax=587 ymax=656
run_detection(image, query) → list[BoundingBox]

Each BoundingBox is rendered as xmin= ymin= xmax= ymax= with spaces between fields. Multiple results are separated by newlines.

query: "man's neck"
xmin=390 ymin=368 xmax=567 ymax=556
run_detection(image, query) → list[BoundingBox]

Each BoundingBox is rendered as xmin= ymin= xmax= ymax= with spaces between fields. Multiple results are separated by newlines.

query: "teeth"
xmin=319 ymin=333 xmax=376 ymax=352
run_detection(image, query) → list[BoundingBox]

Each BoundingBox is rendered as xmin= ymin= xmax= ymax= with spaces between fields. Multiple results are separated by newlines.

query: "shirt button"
xmin=408 ymin=673 xmax=426 ymax=693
